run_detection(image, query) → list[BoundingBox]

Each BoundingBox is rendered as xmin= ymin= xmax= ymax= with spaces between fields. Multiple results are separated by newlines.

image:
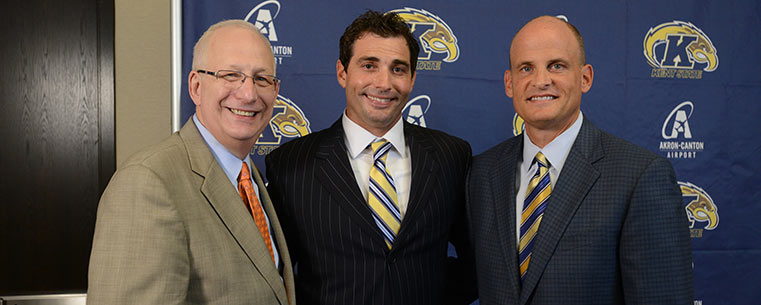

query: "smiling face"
xmin=337 ymin=33 xmax=416 ymax=137
xmin=505 ymin=17 xmax=593 ymax=141
xmin=188 ymin=25 xmax=278 ymax=159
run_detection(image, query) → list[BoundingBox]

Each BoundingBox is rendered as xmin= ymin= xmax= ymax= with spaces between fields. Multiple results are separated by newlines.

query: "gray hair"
xmin=191 ymin=19 xmax=276 ymax=74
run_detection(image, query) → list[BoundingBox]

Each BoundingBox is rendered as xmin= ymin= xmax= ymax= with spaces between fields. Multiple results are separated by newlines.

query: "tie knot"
xmin=534 ymin=152 xmax=549 ymax=168
xmin=238 ymin=161 xmax=251 ymax=182
xmin=371 ymin=139 xmax=392 ymax=159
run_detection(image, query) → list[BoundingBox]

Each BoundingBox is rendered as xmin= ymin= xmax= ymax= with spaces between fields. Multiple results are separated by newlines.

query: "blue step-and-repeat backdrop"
xmin=178 ymin=1 xmax=761 ymax=304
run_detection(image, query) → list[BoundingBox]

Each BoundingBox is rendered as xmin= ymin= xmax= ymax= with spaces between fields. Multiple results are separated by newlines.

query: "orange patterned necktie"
xmin=237 ymin=161 xmax=275 ymax=264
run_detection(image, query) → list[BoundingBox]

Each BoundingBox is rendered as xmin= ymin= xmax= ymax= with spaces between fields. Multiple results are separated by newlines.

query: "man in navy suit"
xmin=266 ymin=10 xmax=477 ymax=305
xmin=467 ymin=16 xmax=693 ymax=304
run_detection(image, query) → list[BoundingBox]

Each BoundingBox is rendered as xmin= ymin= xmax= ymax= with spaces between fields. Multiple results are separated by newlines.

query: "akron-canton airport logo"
xmin=643 ymin=20 xmax=718 ymax=79
xmin=252 ymin=95 xmax=311 ymax=156
xmin=403 ymin=95 xmax=431 ymax=127
xmin=679 ymin=181 xmax=718 ymax=238
xmin=388 ymin=7 xmax=460 ymax=71
xmin=659 ymin=101 xmax=704 ymax=159
xmin=245 ymin=0 xmax=293 ymax=65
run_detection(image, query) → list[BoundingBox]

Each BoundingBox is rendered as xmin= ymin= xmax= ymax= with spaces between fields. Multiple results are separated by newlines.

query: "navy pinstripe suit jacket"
xmin=467 ymin=118 xmax=693 ymax=305
xmin=266 ymin=119 xmax=477 ymax=305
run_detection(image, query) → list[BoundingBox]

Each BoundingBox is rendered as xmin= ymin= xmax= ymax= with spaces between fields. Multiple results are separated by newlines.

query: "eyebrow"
xmin=226 ymin=65 xmax=268 ymax=74
xmin=513 ymin=57 xmax=570 ymax=68
xmin=357 ymin=56 xmax=410 ymax=68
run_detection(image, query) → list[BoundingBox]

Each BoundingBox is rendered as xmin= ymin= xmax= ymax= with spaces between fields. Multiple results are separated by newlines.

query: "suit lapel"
xmin=493 ymin=136 xmax=523 ymax=298
xmin=314 ymin=120 xmax=388 ymax=246
xmin=395 ymin=124 xmax=439 ymax=246
xmin=180 ymin=121 xmax=288 ymax=305
xmin=251 ymin=165 xmax=294 ymax=305
xmin=519 ymin=119 xmax=604 ymax=304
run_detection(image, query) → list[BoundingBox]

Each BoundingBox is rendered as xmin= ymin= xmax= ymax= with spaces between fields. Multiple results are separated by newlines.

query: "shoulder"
xmin=597 ymin=129 xmax=666 ymax=168
xmin=406 ymin=123 xmax=471 ymax=156
xmin=266 ymin=126 xmax=333 ymax=162
xmin=473 ymin=135 xmax=521 ymax=165
xmin=119 ymin=132 xmax=190 ymax=174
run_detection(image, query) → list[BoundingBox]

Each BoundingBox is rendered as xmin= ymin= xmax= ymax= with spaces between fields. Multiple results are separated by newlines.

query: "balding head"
xmin=192 ymin=19 xmax=276 ymax=74
xmin=510 ymin=16 xmax=586 ymax=68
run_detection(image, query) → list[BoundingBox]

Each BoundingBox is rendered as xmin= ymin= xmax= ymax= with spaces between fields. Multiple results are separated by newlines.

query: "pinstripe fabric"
xmin=266 ymin=119 xmax=477 ymax=305
xmin=466 ymin=118 xmax=693 ymax=305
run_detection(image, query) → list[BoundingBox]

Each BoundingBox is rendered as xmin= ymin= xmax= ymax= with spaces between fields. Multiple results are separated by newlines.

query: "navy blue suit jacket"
xmin=266 ymin=119 xmax=477 ymax=305
xmin=467 ymin=118 xmax=693 ymax=305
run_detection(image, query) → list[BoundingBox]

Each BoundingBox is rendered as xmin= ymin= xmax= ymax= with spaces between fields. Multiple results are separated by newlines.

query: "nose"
xmin=234 ymin=75 xmax=259 ymax=102
xmin=373 ymin=70 xmax=392 ymax=91
xmin=532 ymin=69 xmax=552 ymax=89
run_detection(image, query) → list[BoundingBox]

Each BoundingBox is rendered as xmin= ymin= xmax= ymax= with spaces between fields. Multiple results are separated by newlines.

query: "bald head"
xmin=510 ymin=16 xmax=586 ymax=68
xmin=192 ymin=19 xmax=276 ymax=74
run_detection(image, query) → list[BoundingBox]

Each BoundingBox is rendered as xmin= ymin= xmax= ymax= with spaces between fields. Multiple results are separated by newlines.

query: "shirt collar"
xmin=342 ymin=111 xmax=406 ymax=159
xmin=521 ymin=112 xmax=584 ymax=173
xmin=193 ymin=114 xmax=251 ymax=187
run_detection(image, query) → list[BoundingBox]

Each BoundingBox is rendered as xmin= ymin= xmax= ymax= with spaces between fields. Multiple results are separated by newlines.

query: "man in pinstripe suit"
xmin=467 ymin=16 xmax=693 ymax=304
xmin=266 ymin=10 xmax=477 ymax=305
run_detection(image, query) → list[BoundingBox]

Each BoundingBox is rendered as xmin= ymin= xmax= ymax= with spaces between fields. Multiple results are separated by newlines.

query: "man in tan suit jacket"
xmin=87 ymin=20 xmax=294 ymax=304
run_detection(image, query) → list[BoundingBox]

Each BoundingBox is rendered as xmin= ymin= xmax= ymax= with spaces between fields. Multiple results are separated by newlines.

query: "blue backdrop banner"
xmin=180 ymin=1 xmax=761 ymax=304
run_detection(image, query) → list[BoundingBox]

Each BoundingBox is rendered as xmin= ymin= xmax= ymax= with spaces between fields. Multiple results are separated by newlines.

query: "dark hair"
xmin=339 ymin=10 xmax=420 ymax=76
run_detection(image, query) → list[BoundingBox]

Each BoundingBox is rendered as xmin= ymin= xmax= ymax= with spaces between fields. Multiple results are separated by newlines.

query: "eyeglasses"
xmin=197 ymin=69 xmax=280 ymax=90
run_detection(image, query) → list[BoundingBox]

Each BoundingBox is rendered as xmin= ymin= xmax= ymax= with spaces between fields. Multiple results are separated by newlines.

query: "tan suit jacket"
xmin=87 ymin=120 xmax=295 ymax=305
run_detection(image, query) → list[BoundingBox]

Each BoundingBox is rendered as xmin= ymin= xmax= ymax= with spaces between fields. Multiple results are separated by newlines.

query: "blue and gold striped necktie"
xmin=368 ymin=139 xmax=401 ymax=249
xmin=519 ymin=152 xmax=552 ymax=281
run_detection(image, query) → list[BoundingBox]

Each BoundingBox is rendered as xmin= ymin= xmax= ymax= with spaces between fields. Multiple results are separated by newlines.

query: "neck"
xmin=524 ymin=112 xmax=579 ymax=148
xmin=225 ymin=141 xmax=254 ymax=160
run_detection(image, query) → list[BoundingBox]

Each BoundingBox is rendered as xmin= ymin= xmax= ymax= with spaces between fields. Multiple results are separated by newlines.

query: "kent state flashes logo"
xmin=245 ymin=0 xmax=293 ymax=64
xmin=253 ymin=95 xmax=311 ymax=155
xmin=679 ymin=181 xmax=718 ymax=238
xmin=659 ymin=101 xmax=704 ymax=159
xmin=643 ymin=20 xmax=718 ymax=79
xmin=512 ymin=114 xmax=525 ymax=136
xmin=402 ymin=95 xmax=431 ymax=127
xmin=388 ymin=7 xmax=460 ymax=71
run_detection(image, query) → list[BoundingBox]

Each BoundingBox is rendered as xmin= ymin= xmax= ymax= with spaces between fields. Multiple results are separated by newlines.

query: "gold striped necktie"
xmin=519 ymin=152 xmax=551 ymax=281
xmin=368 ymin=139 xmax=401 ymax=249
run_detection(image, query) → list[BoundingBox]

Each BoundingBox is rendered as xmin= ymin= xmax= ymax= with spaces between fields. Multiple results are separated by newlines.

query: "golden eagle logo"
xmin=265 ymin=95 xmax=310 ymax=143
xmin=512 ymin=114 xmax=525 ymax=136
xmin=643 ymin=21 xmax=718 ymax=72
xmin=680 ymin=181 xmax=718 ymax=230
xmin=389 ymin=7 xmax=460 ymax=62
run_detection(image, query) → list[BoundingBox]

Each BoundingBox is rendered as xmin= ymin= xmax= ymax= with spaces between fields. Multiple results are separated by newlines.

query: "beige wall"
xmin=115 ymin=0 xmax=172 ymax=166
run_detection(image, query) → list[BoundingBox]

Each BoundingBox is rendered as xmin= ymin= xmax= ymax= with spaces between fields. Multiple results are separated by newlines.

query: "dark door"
xmin=0 ymin=0 xmax=114 ymax=295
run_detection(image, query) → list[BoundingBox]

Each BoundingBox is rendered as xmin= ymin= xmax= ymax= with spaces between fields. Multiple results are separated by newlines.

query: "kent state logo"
xmin=245 ymin=0 xmax=293 ymax=65
xmin=403 ymin=95 xmax=431 ymax=127
xmin=388 ymin=7 xmax=460 ymax=71
xmin=643 ymin=20 xmax=718 ymax=79
xmin=512 ymin=114 xmax=525 ymax=136
xmin=679 ymin=181 xmax=718 ymax=238
xmin=252 ymin=95 xmax=311 ymax=155
xmin=659 ymin=101 xmax=704 ymax=159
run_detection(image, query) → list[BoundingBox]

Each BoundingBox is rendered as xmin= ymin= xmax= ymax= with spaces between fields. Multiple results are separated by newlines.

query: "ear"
xmin=336 ymin=59 xmax=347 ymax=88
xmin=188 ymin=70 xmax=202 ymax=106
xmin=580 ymin=64 xmax=594 ymax=93
xmin=410 ymin=70 xmax=417 ymax=89
xmin=504 ymin=69 xmax=514 ymax=98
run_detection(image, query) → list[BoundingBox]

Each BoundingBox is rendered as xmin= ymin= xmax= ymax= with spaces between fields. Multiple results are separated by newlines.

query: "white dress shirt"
xmin=342 ymin=112 xmax=412 ymax=218
xmin=515 ymin=112 xmax=584 ymax=245
xmin=193 ymin=114 xmax=280 ymax=267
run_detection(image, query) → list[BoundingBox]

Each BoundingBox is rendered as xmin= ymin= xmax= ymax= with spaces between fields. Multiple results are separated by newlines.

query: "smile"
xmin=366 ymin=95 xmax=393 ymax=103
xmin=229 ymin=108 xmax=256 ymax=117
xmin=529 ymin=95 xmax=557 ymax=101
